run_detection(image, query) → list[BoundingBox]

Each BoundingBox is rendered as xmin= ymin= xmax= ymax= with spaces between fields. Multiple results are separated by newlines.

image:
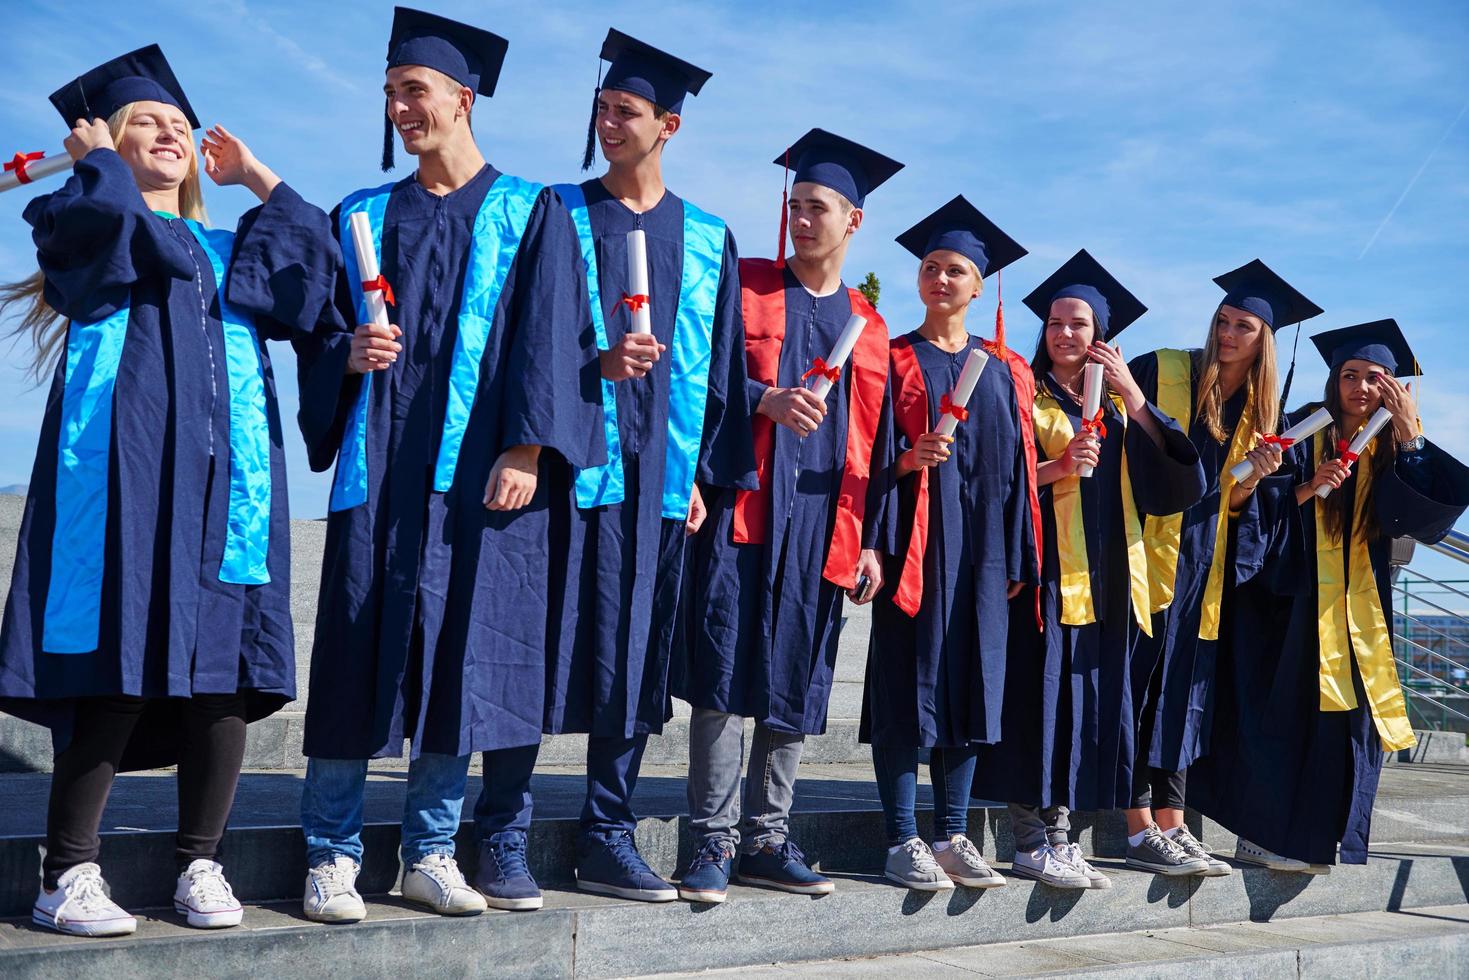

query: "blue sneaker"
xmin=576 ymin=830 xmax=677 ymax=902
xmin=737 ymin=839 xmax=835 ymax=895
xmin=474 ymin=831 xmax=543 ymax=911
xmin=678 ymin=839 xmax=734 ymax=904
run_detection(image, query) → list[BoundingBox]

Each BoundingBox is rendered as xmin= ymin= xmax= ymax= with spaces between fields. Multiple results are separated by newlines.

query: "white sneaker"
xmin=32 ymin=863 xmax=137 ymax=937
xmin=1058 ymin=842 xmax=1113 ymax=890
xmin=401 ymin=852 xmax=487 ymax=916
xmin=1234 ymin=838 xmax=1327 ymax=874
xmin=1010 ymin=844 xmax=1091 ymax=889
xmin=304 ymin=856 xmax=367 ymax=923
xmin=173 ymin=859 xmax=244 ymax=928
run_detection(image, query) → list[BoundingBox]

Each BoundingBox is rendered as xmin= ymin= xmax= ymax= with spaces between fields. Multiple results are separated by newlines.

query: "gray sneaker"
xmin=883 ymin=838 xmax=954 ymax=892
xmin=1057 ymin=842 xmax=1112 ymax=890
xmin=1125 ymin=825 xmax=1210 ymax=876
xmin=933 ymin=835 xmax=1005 ymax=889
xmin=1170 ymin=827 xmax=1232 ymax=876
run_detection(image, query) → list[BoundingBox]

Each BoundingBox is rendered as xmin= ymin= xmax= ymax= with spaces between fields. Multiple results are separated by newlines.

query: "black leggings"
xmin=1130 ymin=761 xmax=1187 ymax=811
xmin=44 ymin=693 xmax=248 ymax=888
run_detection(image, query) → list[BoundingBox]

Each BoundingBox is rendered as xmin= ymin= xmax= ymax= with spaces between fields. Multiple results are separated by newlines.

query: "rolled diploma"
xmin=1315 ymin=405 xmax=1393 ymax=499
xmin=1077 ymin=362 xmax=1105 ymax=478
xmin=1230 ymin=406 xmax=1334 ymax=482
xmin=808 ymin=314 xmax=866 ymax=401
xmin=934 ymin=347 xmax=989 ymax=438
xmin=626 ymin=229 xmax=652 ymax=333
xmin=348 ymin=211 xmax=390 ymax=329
xmin=0 ymin=151 xmax=72 ymax=193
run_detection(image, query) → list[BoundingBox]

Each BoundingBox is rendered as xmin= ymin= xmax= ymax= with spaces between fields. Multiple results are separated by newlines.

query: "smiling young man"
xmin=542 ymin=29 xmax=756 ymax=904
xmin=673 ymin=130 xmax=900 ymax=902
xmin=293 ymin=6 xmax=603 ymax=922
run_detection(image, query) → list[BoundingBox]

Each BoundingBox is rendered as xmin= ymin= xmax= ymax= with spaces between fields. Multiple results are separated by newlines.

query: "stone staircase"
xmin=0 ymin=496 xmax=1466 ymax=977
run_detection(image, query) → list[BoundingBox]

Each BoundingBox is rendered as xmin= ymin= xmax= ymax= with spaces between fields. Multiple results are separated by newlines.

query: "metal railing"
xmin=1395 ymin=529 xmax=1469 ymax=731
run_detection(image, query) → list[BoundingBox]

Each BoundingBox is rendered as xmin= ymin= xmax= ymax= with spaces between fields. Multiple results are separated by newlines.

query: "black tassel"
xmin=381 ymin=112 xmax=395 ymax=173
xmin=1279 ymin=321 xmax=1303 ymax=409
xmin=580 ymin=88 xmax=600 ymax=171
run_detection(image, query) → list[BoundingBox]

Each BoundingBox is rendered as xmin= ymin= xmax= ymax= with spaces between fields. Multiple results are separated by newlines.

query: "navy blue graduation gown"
xmin=544 ymin=182 xmax=755 ymax=739
xmin=1191 ymin=413 xmax=1469 ymax=864
xmin=675 ymin=269 xmax=894 ymax=736
xmin=861 ymin=332 xmax=1033 ymax=749
xmin=1127 ymin=350 xmax=1294 ymax=772
xmin=294 ymin=166 xmax=603 ymax=760
xmin=974 ymin=377 xmax=1204 ymax=810
xmin=0 ymin=148 xmax=307 ymax=769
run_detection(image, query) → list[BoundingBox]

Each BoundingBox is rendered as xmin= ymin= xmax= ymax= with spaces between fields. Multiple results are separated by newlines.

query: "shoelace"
xmin=687 ymin=839 xmax=731 ymax=873
xmin=489 ymin=835 xmax=531 ymax=879
xmin=313 ymin=860 xmax=356 ymax=898
xmin=187 ymin=866 xmax=236 ymax=907
xmin=417 ymin=853 xmax=468 ymax=890
xmin=1173 ymin=829 xmax=1206 ymax=858
xmin=1059 ymin=843 xmax=1093 ymax=874
xmin=901 ymin=839 xmax=940 ymax=873
xmin=606 ymin=832 xmax=655 ymax=876
xmin=62 ymin=866 xmax=117 ymax=915
xmin=949 ymin=836 xmax=984 ymax=867
xmin=772 ymin=839 xmax=809 ymax=868
xmin=1149 ymin=829 xmax=1189 ymax=862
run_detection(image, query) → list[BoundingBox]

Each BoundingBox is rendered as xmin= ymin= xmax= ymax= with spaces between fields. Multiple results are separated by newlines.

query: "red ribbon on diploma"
xmin=1262 ymin=433 xmax=1296 ymax=449
xmin=1081 ymin=407 xmax=1106 ymax=440
xmin=621 ymin=293 xmax=648 ymax=313
xmin=1337 ymin=438 xmax=1359 ymax=466
xmin=5 ymin=152 xmax=44 ymax=185
xmin=938 ymin=393 xmax=968 ymax=423
xmin=363 ymin=274 xmax=395 ymax=306
xmin=803 ymin=357 xmax=841 ymax=384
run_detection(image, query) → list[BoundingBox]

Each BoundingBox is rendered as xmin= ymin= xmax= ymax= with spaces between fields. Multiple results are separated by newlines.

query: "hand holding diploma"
xmin=805 ymin=314 xmax=866 ymax=401
xmin=624 ymin=229 xmax=653 ymax=334
xmin=601 ymin=333 xmax=664 ymax=381
xmin=1230 ymin=406 xmax=1333 ymax=482
xmin=1076 ymin=362 xmax=1106 ymax=478
xmin=346 ymin=211 xmax=400 ymax=375
xmin=1316 ymin=406 xmax=1393 ymax=499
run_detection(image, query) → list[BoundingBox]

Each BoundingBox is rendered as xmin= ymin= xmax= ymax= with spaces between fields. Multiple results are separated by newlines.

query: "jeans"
xmin=581 ymin=733 xmax=648 ymax=835
xmin=687 ymin=708 xmax=804 ymax=854
xmin=301 ymin=752 xmax=470 ymax=868
xmin=871 ymin=745 xmax=978 ymax=847
xmin=1007 ymin=803 xmax=1072 ymax=852
xmin=473 ymin=744 xmax=539 ymax=839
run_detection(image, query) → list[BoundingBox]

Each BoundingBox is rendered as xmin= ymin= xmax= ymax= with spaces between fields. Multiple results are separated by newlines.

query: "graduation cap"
xmin=381 ymin=7 xmax=510 ymax=171
xmin=581 ymin=30 xmax=712 ymax=170
xmin=896 ymin=195 xmax=1027 ymax=279
xmin=1213 ymin=258 xmax=1323 ymax=405
xmin=1022 ymin=249 xmax=1147 ymax=341
xmin=772 ymin=128 xmax=902 ymax=267
xmin=49 ymin=44 xmax=200 ymax=130
xmin=1310 ymin=319 xmax=1420 ymax=377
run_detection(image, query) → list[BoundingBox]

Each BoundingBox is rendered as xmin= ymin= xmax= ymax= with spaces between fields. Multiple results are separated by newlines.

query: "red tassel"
xmin=993 ymin=269 xmax=1006 ymax=353
xmin=775 ymin=148 xmax=790 ymax=268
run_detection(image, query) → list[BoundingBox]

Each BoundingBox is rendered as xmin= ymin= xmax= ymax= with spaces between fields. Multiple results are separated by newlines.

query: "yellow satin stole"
xmin=1312 ymin=430 xmax=1417 ymax=752
xmin=1033 ymin=388 xmax=1151 ymax=634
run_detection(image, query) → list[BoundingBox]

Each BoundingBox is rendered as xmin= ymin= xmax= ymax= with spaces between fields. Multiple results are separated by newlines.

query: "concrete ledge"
xmin=2 ymin=852 xmax=1467 ymax=979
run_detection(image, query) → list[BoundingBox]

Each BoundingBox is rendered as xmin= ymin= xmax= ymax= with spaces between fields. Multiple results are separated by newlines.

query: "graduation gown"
xmin=544 ymin=181 xmax=755 ymax=739
xmin=675 ymin=265 xmax=894 ymax=736
xmin=861 ymin=332 xmax=1035 ymax=749
xmin=0 ymin=148 xmax=308 ymax=768
xmin=295 ymin=165 xmax=603 ymax=760
xmin=1190 ymin=413 xmax=1469 ymax=864
xmin=974 ymin=377 xmax=1204 ymax=810
xmin=1128 ymin=349 xmax=1294 ymax=772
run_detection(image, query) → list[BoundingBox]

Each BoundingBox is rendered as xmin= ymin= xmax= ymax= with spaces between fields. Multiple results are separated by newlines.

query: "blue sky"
xmin=1 ymin=0 xmax=1466 ymax=586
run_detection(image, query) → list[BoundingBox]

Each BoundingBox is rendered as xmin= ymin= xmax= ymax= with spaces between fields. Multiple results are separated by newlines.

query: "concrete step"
xmin=641 ymin=905 xmax=1469 ymax=979
xmin=0 ymin=760 xmax=1465 ymax=920
xmin=1 ymin=847 xmax=1467 ymax=978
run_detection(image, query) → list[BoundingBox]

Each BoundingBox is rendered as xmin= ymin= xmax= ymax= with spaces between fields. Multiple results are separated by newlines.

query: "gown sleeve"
xmin=289 ymin=202 xmax=359 ymax=473
xmin=23 ymin=147 xmax=194 ymax=322
xmin=695 ymin=230 xmax=758 ymax=491
xmin=1126 ymin=402 xmax=1206 ymax=516
xmin=498 ymin=188 xmax=606 ymax=471
xmin=1375 ymin=438 xmax=1469 ymax=544
xmin=227 ymin=182 xmax=344 ymax=342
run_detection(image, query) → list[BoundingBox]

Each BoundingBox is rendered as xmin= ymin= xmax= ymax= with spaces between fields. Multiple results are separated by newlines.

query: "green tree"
xmin=857 ymin=271 xmax=880 ymax=308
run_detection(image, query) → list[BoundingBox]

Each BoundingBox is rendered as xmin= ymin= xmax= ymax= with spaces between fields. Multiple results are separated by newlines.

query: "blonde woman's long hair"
xmin=0 ymin=102 xmax=208 ymax=382
xmin=1194 ymin=305 xmax=1280 ymax=442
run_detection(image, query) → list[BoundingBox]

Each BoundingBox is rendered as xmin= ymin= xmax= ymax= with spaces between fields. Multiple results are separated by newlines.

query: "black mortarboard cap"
xmin=49 ymin=44 xmax=199 ymax=130
xmin=1022 ymin=248 xmax=1147 ymax=340
xmin=895 ymin=195 xmax=1026 ymax=279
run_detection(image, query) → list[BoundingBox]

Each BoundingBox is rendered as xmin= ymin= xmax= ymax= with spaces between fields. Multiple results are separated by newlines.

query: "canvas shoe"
xmin=1126 ymin=825 xmax=1210 ymax=875
xmin=303 ymin=855 xmax=367 ymax=923
xmin=737 ymin=839 xmax=835 ymax=896
xmin=679 ymin=839 xmax=735 ymax=904
xmin=32 ymin=863 xmax=137 ymax=937
xmin=884 ymin=838 xmax=954 ymax=892
xmin=173 ymin=859 xmax=244 ymax=928
xmin=1010 ymin=844 xmax=1091 ymax=889
xmin=576 ymin=830 xmax=678 ymax=902
xmin=1057 ymin=842 xmax=1113 ymax=890
xmin=1169 ymin=826 xmax=1232 ymax=876
xmin=401 ymin=852 xmax=487 ymax=915
xmin=933 ymin=835 xmax=1005 ymax=888
xmin=474 ymin=831 xmax=543 ymax=911
xmin=1235 ymin=838 xmax=1329 ymax=874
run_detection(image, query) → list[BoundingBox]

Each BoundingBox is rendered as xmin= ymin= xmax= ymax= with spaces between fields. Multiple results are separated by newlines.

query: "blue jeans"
xmin=301 ymin=753 xmax=471 ymax=868
xmin=473 ymin=744 xmax=539 ymax=839
xmin=871 ymin=745 xmax=978 ymax=847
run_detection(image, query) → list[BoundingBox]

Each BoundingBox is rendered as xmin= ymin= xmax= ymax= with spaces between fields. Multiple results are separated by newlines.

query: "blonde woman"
xmin=0 ymin=47 xmax=325 ymax=935
xmin=1122 ymin=261 xmax=1320 ymax=875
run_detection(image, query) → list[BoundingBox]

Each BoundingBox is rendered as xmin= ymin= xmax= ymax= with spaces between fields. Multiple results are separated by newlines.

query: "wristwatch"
xmin=1398 ymin=434 xmax=1425 ymax=452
